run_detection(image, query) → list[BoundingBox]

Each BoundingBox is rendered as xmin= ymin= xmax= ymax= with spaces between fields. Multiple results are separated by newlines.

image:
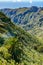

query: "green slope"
xmin=0 ymin=12 xmax=43 ymax=65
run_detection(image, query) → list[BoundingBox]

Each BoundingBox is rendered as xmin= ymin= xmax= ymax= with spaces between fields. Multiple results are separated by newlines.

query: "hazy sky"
xmin=0 ymin=0 xmax=43 ymax=9
xmin=0 ymin=0 xmax=43 ymax=3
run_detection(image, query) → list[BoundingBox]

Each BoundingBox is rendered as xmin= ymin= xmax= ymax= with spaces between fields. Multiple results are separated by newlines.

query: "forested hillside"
xmin=0 ymin=12 xmax=43 ymax=65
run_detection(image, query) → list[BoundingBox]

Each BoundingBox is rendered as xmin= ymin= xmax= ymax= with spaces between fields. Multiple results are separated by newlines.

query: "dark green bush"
xmin=0 ymin=37 xmax=4 ymax=46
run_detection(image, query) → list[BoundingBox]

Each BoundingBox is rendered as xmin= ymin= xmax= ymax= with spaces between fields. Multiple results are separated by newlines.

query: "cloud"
xmin=0 ymin=0 xmax=32 ymax=3
xmin=29 ymin=0 xmax=32 ymax=3
xmin=33 ymin=0 xmax=43 ymax=2
xmin=16 ymin=0 xmax=32 ymax=3
xmin=0 ymin=0 xmax=43 ymax=3
xmin=0 ymin=0 xmax=10 ymax=2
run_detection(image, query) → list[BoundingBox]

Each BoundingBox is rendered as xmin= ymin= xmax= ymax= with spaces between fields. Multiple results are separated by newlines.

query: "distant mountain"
xmin=1 ymin=6 xmax=43 ymax=39
xmin=0 ymin=12 xmax=43 ymax=65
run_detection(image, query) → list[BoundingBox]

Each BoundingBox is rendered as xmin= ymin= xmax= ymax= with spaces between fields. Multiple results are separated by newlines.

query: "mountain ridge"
xmin=0 ymin=6 xmax=43 ymax=39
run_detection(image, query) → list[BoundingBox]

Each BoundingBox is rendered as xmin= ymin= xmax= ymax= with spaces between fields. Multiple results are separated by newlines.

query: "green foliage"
xmin=0 ymin=37 xmax=4 ymax=46
xmin=0 ymin=12 xmax=43 ymax=65
xmin=38 ymin=45 xmax=43 ymax=53
xmin=0 ymin=47 xmax=11 ymax=60
xmin=0 ymin=12 xmax=11 ymax=23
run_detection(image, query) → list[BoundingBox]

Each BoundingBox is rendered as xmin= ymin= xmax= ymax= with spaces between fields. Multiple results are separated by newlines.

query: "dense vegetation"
xmin=0 ymin=12 xmax=43 ymax=65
